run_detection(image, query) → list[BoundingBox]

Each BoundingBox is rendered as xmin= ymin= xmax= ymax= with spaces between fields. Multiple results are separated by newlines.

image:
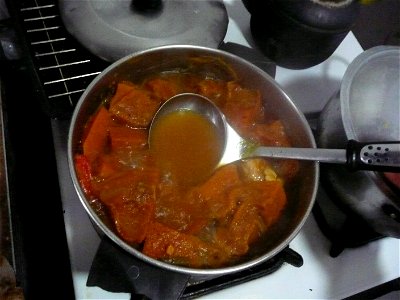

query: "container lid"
xmin=340 ymin=46 xmax=400 ymax=142
xmin=59 ymin=0 xmax=228 ymax=62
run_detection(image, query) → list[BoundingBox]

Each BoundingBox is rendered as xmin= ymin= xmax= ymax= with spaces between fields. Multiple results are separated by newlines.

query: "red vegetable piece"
xmin=74 ymin=154 xmax=96 ymax=198
xmin=82 ymin=106 xmax=112 ymax=164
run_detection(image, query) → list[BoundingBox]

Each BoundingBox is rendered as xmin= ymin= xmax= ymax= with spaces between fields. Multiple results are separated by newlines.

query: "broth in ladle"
xmin=150 ymin=110 xmax=224 ymax=186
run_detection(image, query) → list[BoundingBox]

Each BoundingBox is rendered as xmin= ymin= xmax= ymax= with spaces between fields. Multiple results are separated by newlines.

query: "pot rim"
xmin=340 ymin=45 xmax=400 ymax=141
xmin=67 ymin=44 xmax=319 ymax=275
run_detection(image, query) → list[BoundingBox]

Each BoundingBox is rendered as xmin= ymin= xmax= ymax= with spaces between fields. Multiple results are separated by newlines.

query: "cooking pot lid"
xmin=340 ymin=46 xmax=400 ymax=142
xmin=59 ymin=0 xmax=229 ymax=62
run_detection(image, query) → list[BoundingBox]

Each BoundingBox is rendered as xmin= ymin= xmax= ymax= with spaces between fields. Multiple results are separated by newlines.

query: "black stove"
xmin=312 ymin=181 xmax=383 ymax=258
xmin=86 ymin=237 xmax=303 ymax=299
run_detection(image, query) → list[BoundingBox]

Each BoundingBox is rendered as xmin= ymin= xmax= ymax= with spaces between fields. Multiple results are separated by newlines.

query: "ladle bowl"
xmin=150 ymin=93 xmax=400 ymax=173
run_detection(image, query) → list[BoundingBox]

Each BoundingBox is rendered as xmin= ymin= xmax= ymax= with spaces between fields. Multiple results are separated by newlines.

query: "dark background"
xmin=353 ymin=0 xmax=400 ymax=49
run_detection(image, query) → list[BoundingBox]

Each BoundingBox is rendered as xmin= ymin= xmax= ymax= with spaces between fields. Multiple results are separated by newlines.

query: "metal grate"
xmin=13 ymin=0 xmax=109 ymax=119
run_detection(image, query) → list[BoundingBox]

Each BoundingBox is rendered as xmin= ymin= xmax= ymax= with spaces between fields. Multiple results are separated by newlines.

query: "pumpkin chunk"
xmin=109 ymin=86 xmax=161 ymax=127
xmin=196 ymin=78 xmax=227 ymax=107
xmin=111 ymin=82 xmax=138 ymax=105
xmin=216 ymin=181 xmax=286 ymax=256
xmin=97 ymin=169 xmax=159 ymax=206
xmin=188 ymin=164 xmax=241 ymax=220
xmin=143 ymin=222 xmax=226 ymax=267
xmin=223 ymin=82 xmax=264 ymax=133
xmin=215 ymin=200 xmax=264 ymax=256
xmin=109 ymin=126 xmax=148 ymax=151
xmin=145 ymin=77 xmax=181 ymax=102
xmin=110 ymin=199 xmax=155 ymax=244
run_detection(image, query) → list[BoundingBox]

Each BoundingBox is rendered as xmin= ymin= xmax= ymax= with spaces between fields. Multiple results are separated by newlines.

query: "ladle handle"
xmin=346 ymin=140 xmax=400 ymax=172
xmin=253 ymin=140 xmax=400 ymax=172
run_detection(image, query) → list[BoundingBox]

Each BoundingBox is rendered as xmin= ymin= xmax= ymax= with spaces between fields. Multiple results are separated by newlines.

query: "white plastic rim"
xmin=340 ymin=45 xmax=400 ymax=142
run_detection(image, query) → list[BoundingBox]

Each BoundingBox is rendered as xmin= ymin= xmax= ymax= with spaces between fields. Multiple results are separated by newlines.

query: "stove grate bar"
xmin=16 ymin=0 xmax=109 ymax=118
xmin=43 ymin=72 xmax=102 ymax=85
xmin=23 ymin=15 xmax=57 ymax=22
xmin=47 ymin=89 xmax=86 ymax=99
xmin=39 ymin=60 xmax=91 ymax=71
xmin=30 ymin=37 xmax=66 ymax=45
xmin=20 ymin=4 xmax=55 ymax=11
xmin=35 ymin=49 xmax=76 ymax=57
xmin=27 ymin=26 xmax=59 ymax=33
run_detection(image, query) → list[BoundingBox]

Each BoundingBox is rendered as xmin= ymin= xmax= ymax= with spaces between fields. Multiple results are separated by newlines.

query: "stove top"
xmin=86 ymin=237 xmax=303 ymax=299
xmin=1 ymin=0 xmax=399 ymax=299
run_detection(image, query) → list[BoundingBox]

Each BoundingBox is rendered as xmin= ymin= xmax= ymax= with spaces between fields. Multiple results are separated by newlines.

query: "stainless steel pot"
xmin=316 ymin=46 xmax=400 ymax=238
xmin=68 ymin=45 xmax=318 ymax=276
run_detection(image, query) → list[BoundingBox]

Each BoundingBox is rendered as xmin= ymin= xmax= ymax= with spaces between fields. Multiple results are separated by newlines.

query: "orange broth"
xmin=150 ymin=110 xmax=224 ymax=186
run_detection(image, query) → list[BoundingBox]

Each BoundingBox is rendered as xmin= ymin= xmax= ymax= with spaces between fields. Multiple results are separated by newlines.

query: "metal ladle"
xmin=149 ymin=93 xmax=400 ymax=173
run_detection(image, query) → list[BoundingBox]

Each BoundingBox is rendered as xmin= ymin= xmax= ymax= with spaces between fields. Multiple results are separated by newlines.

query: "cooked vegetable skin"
xmin=74 ymin=73 xmax=298 ymax=268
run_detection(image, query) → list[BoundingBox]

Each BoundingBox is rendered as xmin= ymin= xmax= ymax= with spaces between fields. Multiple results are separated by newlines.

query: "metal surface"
xmin=59 ymin=0 xmax=229 ymax=62
xmin=254 ymin=147 xmax=346 ymax=163
xmin=68 ymin=45 xmax=318 ymax=276
xmin=316 ymin=46 xmax=400 ymax=238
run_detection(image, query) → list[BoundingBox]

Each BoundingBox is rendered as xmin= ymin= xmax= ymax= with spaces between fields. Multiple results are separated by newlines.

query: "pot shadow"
xmin=223 ymin=0 xmax=258 ymax=49
xmin=281 ymin=75 xmax=340 ymax=116
xmin=277 ymin=54 xmax=353 ymax=115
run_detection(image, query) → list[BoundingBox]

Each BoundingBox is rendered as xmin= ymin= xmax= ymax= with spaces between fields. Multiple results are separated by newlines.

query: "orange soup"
xmin=150 ymin=110 xmax=224 ymax=186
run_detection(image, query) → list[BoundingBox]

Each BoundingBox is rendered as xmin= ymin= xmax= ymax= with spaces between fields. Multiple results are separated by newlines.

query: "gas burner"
xmin=312 ymin=175 xmax=383 ymax=258
xmin=87 ymin=237 xmax=303 ymax=299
